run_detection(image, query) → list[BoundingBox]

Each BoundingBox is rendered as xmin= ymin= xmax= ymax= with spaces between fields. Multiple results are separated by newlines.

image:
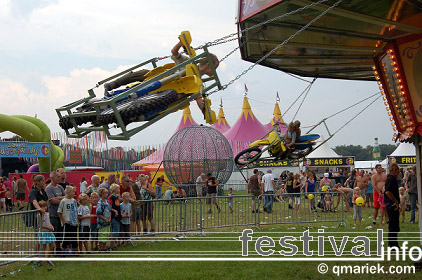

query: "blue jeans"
xmin=264 ymin=191 xmax=274 ymax=213
xmin=409 ymin=193 xmax=417 ymax=222
xmin=156 ymin=186 xmax=162 ymax=199
xmin=110 ymin=218 xmax=120 ymax=238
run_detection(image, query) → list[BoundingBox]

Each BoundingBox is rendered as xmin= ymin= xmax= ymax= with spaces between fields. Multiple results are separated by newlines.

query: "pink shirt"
xmin=320 ymin=178 xmax=332 ymax=188
xmin=3 ymin=181 xmax=11 ymax=192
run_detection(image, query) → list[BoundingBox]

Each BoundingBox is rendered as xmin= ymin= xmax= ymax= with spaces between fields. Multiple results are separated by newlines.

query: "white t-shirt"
xmin=196 ymin=176 xmax=204 ymax=186
xmin=78 ymin=205 xmax=91 ymax=226
xmin=262 ymin=173 xmax=275 ymax=192
xmin=80 ymin=181 xmax=88 ymax=194
xmin=58 ymin=198 xmax=78 ymax=226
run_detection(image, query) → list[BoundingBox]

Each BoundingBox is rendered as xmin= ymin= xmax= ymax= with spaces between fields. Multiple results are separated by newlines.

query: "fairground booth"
xmin=302 ymin=137 xmax=354 ymax=182
xmin=385 ymin=142 xmax=416 ymax=169
xmin=252 ymin=158 xmax=300 ymax=178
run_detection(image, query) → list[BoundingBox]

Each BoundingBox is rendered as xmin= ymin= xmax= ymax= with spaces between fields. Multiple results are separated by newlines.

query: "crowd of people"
xmin=246 ymin=168 xmax=327 ymax=215
xmin=245 ymin=164 xmax=418 ymax=245
xmin=0 ymin=169 xmax=232 ymax=260
xmin=0 ymin=174 xmax=30 ymax=213
xmin=0 ymin=170 xmax=163 ymax=259
xmin=0 ymin=163 xmax=419 ymax=258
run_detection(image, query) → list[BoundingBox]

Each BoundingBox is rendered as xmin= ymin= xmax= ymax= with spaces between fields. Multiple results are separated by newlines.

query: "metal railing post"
xmin=199 ymin=197 xmax=204 ymax=236
xmin=341 ymin=192 xmax=345 ymax=226
xmin=256 ymin=195 xmax=261 ymax=227
xmin=179 ymin=199 xmax=183 ymax=231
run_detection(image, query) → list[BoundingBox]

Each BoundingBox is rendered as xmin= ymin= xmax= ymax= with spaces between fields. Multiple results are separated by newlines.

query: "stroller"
xmin=317 ymin=183 xmax=334 ymax=212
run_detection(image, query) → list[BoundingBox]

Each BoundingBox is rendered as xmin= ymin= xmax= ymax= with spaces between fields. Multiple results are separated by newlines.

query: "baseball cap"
xmin=267 ymin=169 xmax=272 ymax=173
xmin=324 ymin=173 xmax=329 ymax=177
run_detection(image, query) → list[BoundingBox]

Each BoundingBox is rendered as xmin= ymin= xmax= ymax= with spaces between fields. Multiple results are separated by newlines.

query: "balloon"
xmin=356 ymin=197 xmax=364 ymax=206
xmin=322 ymin=186 xmax=328 ymax=192
xmin=307 ymin=194 xmax=314 ymax=200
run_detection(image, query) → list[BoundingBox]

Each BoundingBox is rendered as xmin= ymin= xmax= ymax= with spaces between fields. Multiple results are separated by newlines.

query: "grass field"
xmin=1 ymin=195 xmax=421 ymax=279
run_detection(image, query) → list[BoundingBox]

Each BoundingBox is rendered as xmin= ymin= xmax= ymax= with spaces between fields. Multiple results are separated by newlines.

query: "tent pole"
xmin=415 ymin=134 xmax=422 ymax=245
xmin=238 ymin=168 xmax=248 ymax=183
xmin=151 ymin=161 xmax=163 ymax=183
xmin=49 ymin=142 xmax=52 ymax=172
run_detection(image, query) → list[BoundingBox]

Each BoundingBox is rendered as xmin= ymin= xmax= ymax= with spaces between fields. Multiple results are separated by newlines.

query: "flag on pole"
xmin=244 ymin=84 xmax=248 ymax=93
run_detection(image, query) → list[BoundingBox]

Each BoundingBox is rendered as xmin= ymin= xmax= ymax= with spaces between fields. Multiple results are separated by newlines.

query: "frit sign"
xmin=303 ymin=157 xmax=355 ymax=167
xmin=387 ymin=156 xmax=416 ymax=165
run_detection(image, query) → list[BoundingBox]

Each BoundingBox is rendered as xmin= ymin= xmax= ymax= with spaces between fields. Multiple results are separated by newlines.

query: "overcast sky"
xmin=0 ymin=0 xmax=393 ymax=149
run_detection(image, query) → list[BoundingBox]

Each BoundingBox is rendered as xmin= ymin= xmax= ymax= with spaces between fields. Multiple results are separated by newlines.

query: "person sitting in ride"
xmin=284 ymin=122 xmax=297 ymax=149
xmin=293 ymin=120 xmax=301 ymax=143
xmin=103 ymin=40 xmax=219 ymax=115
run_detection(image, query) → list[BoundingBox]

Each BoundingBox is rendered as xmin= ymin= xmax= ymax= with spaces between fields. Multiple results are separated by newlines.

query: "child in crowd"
xmin=227 ymin=187 xmax=233 ymax=214
xmin=37 ymin=200 xmax=55 ymax=260
xmin=399 ymin=187 xmax=408 ymax=223
xmin=0 ymin=180 xmax=6 ymax=213
xmin=97 ymin=187 xmax=112 ymax=252
xmin=175 ymin=186 xmax=187 ymax=198
xmin=58 ymin=185 xmax=79 ymax=254
xmin=352 ymin=187 xmax=362 ymax=226
xmin=275 ymin=187 xmax=285 ymax=203
xmin=120 ymin=192 xmax=132 ymax=245
xmin=324 ymin=192 xmax=333 ymax=212
xmin=378 ymin=191 xmax=387 ymax=226
xmin=108 ymin=184 xmax=121 ymax=250
xmin=163 ymin=189 xmax=175 ymax=205
xmin=365 ymin=178 xmax=374 ymax=208
xmin=293 ymin=173 xmax=302 ymax=215
xmin=78 ymin=193 xmax=92 ymax=253
xmin=89 ymin=192 xmax=99 ymax=251
xmin=5 ymin=188 xmax=13 ymax=212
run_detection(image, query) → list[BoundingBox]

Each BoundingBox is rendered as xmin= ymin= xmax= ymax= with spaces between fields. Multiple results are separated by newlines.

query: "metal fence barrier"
xmin=131 ymin=191 xmax=344 ymax=237
xmin=0 ymin=188 xmax=344 ymax=264
xmin=0 ymin=209 xmax=40 ymax=265
xmin=257 ymin=192 xmax=344 ymax=226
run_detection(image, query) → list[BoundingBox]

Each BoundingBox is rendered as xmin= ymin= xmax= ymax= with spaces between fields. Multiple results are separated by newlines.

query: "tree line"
xmin=333 ymin=144 xmax=398 ymax=161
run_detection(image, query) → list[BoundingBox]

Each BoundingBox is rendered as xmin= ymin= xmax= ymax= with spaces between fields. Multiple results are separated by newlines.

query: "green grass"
xmin=1 ymin=198 xmax=421 ymax=279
